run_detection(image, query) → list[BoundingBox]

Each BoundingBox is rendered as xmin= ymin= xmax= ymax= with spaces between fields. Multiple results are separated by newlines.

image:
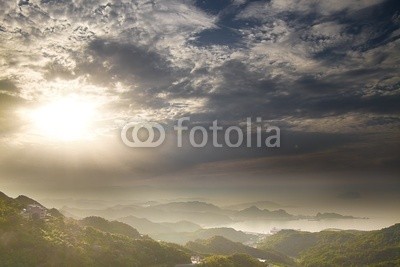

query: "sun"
xmin=30 ymin=96 xmax=96 ymax=141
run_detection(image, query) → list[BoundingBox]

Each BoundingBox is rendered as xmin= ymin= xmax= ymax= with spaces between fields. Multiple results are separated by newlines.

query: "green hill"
xmin=186 ymin=235 xmax=296 ymax=266
xmin=151 ymin=227 xmax=258 ymax=245
xmin=0 ymin=191 xmax=191 ymax=266
xmin=80 ymin=216 xmax=141 ymax=239
xmin=14 ymin=195 xmax=44 ymax=207
xmin=258 ymin=225 xmax=400 ymax=266
xmin=200 ymin=254 xmax=268 ymax=267
xmin=118 ymin=215 xmax=202 ymax=235
xmin=234 ymin=206 xmax=295 ymax=220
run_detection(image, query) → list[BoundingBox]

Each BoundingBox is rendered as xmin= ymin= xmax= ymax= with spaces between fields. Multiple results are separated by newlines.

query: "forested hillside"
xmin=0 ymin=192 xmax=190 ymax=267
xmin=2 ymin=191 xmax=400 ymax=267
xmin=186 ymin=236 xmax=295 ymax=266
xmin=258 ymin=225 xmax=400 ymax=266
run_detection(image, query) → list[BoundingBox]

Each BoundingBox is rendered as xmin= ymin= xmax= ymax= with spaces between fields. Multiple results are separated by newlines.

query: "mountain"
xmin=118 ymin=215 xmax=201 ymax=234
xmin=234 ymin=207 xmax=360 ymax=221
xmin=258 ymin=224 xmax=400 ymax=266
xmin=61 ymin=202 xmax=233 ymax=226
xmin=119 ymin=215 xmax=173 ymax=234
xmin=3 ymin=190 xmax=400 ymax=266
xmin=60 ymin=205 xmax=141 ymax=219
xmin=15 ymin=195 xmax=44 ymax=207
xmin=225 ymin=200 xmax=284 ymax=211
xmin=315 ymin=212 xmax=360 ymax=220
xmin=0 ymin=191 xmax=191 ymax=266
xmin=258 ymin=229 xmax=320 ymax=258
xmin=192 ymin=228 xmax=258 ymax=243
xmin=186 ymin=236 xmax=296 ymax=266
xmin=0 ymin=191 xmax=12 ymax=202
xmin=234 ymin=206 xmax=295 ymax=220
xmin=79 ymin=216 xmax=141 ymax=239
xmin=161 ymin=220 xmax=202 ymax=232
xmin=151 ymin=227 xmax=259 ymax=245
xmin=154 ymin=201 xmax=221 ymax=213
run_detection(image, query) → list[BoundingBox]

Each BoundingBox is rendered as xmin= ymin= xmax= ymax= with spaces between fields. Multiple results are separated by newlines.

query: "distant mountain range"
xmin=154 ymin=201 xmax=222 ymax=213
xmin=224 ymin=200 xmax=285 ymax=210
xmin=233 ymin=206 xmax=295 ymax=220
xmin=233 ymin=206 xmax=362 ymax=221
xmin=60 ymin=202 xmax=234 ymax=226
xmin=58 ymin=199 xmax=365 ymax=247
xmin=118 ymin=215 xmax=202 ymax=234
xmin=1 ymin=191 xmax=399 ymax=266
xmin=151 ymin=227 xmax=259 ymax=245
xmin=314 ymin=212 xmax=365 ymax=220
xmin=118 ymin=214 xmax=258 ymax=245
xmin=61 ymin=200 xmax=363 ymax=226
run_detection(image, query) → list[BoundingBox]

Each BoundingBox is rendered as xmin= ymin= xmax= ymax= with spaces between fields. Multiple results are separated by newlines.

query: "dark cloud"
xmin=0 ymin=0 xmax=399 ymax=203
xmin=194 ymin=0 xmax=233 ymax=15
xmin=191 ymin=28 xmax=243 ymax=47
xmin=77 ymin=38 xmax=175 ymax=88
xmin=174 ymin=0 xmax=400 ymax=125
xmin=302 ymin=93 xmax=400 ymax=115
xmin=0 ymin=79 xmax=18 ymax=92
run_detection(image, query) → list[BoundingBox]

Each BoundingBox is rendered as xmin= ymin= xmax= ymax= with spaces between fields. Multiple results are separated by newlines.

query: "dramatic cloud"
xmin=0 ymin=0 xmax=399 ymax=198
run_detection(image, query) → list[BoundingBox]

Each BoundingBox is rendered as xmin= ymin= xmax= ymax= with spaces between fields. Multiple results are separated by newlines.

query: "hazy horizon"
xmin=1 ymin=0 xmax=399 ymax=236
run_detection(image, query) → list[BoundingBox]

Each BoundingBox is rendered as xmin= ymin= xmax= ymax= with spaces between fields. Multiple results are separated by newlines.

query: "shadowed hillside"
xmin=79 ymin=216 xmax=142 ymax=239
xmin=258 ymin=225 xmax=400 ymax=266
xmin=186 ymin=235 xmax=296 ymax=266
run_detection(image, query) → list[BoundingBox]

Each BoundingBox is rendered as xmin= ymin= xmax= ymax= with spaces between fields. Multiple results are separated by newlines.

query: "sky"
xmin=0 ymin=0 xmax=399 ymax=211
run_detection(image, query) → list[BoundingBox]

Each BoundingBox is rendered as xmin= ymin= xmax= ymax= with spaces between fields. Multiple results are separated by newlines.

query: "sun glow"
xmin=29 ymin=96 xmax=96 ymax=141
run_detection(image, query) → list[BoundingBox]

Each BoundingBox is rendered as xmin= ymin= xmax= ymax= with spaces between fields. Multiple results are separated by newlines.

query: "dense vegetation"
xmin=0 ymin=192 xmax=190 ymax=267
xmin=79 ymin=216 xmax=142 ymax=239
xmin=186 ymin=236 xmax=295 ymax=266
xmin=2 ymin=191 xmax=400 ymax=267
xmin=200 ymin=254 xmax=267 ymax=267
xmin=258 ymin=225 xmax=400 ymax=266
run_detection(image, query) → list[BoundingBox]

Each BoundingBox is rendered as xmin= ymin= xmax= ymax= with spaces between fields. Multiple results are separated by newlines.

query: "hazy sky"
xmin=0 ymin=0 xmax=399 ymax=207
